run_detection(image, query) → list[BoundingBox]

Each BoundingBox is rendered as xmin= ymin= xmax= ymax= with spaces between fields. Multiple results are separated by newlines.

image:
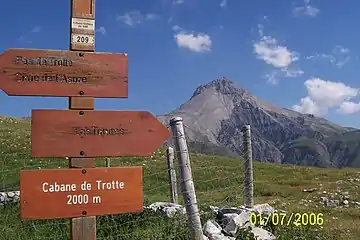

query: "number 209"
xmin=67 ymin=194 xmax=89 ymax=205
xmin=77 ymin=36 xmax=89 ymax=43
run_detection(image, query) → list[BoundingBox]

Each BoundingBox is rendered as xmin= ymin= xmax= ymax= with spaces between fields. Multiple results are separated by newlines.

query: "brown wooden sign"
xmin=31 ymin=110 xmax=171 ymax=158
xmin=0 ymin=48 xmax=128 ymax=97
xmin=20 ymin=167 xmax=143 ymax=219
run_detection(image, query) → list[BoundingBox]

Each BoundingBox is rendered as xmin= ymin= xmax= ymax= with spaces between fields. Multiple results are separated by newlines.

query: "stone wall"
xmin=0 ymin=191 xmax=20 ymax=205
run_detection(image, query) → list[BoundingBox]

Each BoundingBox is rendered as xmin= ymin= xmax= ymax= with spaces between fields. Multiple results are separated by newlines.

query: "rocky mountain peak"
xmin=158 ymin=77 xmax=358 ymax=168
xmin=190 ymin=77 xmax=248 ymax=100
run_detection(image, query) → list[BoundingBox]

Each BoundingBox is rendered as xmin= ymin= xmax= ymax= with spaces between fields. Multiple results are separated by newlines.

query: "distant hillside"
xmin=158 ymin=77 xmax=360 ymax=168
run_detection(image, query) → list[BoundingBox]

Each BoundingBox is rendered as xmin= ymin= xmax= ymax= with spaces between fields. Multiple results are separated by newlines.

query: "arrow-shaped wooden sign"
xmin=31 ymin=110 xmax=172 ymax=158
xmin=0 ymin=48 xmax=128 ymax=97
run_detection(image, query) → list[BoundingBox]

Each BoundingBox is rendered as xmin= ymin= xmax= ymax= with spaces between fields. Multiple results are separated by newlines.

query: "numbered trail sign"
xmin=31 ymin=110 xmax=172 ymax=158
xmin=20 ymin=167 xmax=143 ymax=219
xmin=0 ymin=48 xmax=128 ymax=97
xmin=72 ymin=33 xmax=94 ymax=48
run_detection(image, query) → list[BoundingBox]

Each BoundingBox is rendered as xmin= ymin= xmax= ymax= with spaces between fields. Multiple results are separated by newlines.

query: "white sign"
xmin=71 ymin=18 xmax=95 ymax=30
xmin=71 ymin=33 xmax=94 ymax=46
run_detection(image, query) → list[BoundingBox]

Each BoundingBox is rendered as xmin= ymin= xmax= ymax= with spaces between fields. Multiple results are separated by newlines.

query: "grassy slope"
xmin=0 ymin=116 xmax=359 ymax=239
xmin=284 ymin=131 xmax=360 ymax=168
xmin=326 ymin=130 xmax=360 ymax=167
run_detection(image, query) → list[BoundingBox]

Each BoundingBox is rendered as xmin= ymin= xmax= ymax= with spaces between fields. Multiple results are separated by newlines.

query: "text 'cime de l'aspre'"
xmin=13 ymin=56 xmax=87 ymax=84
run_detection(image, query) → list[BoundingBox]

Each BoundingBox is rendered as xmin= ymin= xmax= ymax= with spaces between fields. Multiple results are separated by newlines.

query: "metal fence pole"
xmin=166 ymin=147 xmax=178 ymax=204
xmin=242 ymin=125 xmax=254 ymax=208
xmin=170 ymin=117 xmax=204 ymax=240
xmin=105 ymin=158 xmax=111 ymax=168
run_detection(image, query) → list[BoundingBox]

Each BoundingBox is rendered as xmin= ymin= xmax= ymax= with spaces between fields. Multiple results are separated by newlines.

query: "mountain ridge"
xmin=158 ymin=77 xmax=360 ymax=168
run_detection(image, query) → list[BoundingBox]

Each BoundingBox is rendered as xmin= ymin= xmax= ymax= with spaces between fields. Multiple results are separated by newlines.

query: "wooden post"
xmin=69 ymin=0 xmax=96 ymax=239
xmin=169 ymin=117 xmax=203 ymax=240
xmin=242 ymin=125 xmax=254 ymax=208
xmin=166 ymin=147 xmax=178 ymax=204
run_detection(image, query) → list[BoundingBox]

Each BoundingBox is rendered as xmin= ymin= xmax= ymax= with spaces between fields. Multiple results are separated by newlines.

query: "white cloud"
xmin=173 ymin=27 xmax=211 ymax=52
xmin=305 ymin=78 xmax=357 ymax=108
xmin=173 ymin=0 xmax=184 ymax=4
xmin=96 ymin=26 xmax=106 ymax=35
xmin=292 ymin=78 xmax=359 ymax=116
xmin=306 ymin=45 xmax=351 ymax=68
xmin=31 ymin=26 xmax=41 ymax=33
xmin=254 ymin=36 xmax=299 ymax=68
xmin=17 ymin=27 xmax=41 ymax=44
xmin=174 ymin=33 xmax=212 ymax=52
xmin=264 ymin=68 xmax=304 ymax=84
xmin=172 ymin=25 xmax=182 ymax=31
xmin=257 ymin=24 xmax=264 ymax=37
xmin=116 ymin=11 xmax=158 ymax=27
xmin=254 ymin=24 xmax=303 ymax=84
xmin=220 ymin=0 xmax=227 ymax=8
xmin=283 ymin=68 xmax=304 ymax=77
xmin=293 ymin=0 xmax=319 ymax=17
xmin=338 ymin=101 xmax=360 ymax=114
xmin=17 ymin=36 xmax=32 ymax=44
xmin=292 ymin=96 xmax=322 ymax=115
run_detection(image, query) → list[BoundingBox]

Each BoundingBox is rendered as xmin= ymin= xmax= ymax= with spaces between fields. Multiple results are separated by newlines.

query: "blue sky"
xmin=1 ymin=0 xmax=360 ymax=127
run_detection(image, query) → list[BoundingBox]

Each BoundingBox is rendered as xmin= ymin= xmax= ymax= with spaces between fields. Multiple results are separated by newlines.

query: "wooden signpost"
xmin=0 ymin=0 xmax=172 ymax=239
xmin=20 ymin=167 xmax=143 ymax=219
xmin=31 ymin=110 xmax=171 ymax=158
xmin=68 ymin=1 xmax=97 ymax=239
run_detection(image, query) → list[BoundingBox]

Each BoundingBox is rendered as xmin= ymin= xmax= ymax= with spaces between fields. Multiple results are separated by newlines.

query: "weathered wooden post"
xmin=169 ymin=117 xmax=203 ymax=240
xmin=166 ymin=147 xmax=178 ymax=204
xmin=68 ymin=0 xmax=97 ymax=239
xmin=242 ymin=125 xmax=254 ymax=208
